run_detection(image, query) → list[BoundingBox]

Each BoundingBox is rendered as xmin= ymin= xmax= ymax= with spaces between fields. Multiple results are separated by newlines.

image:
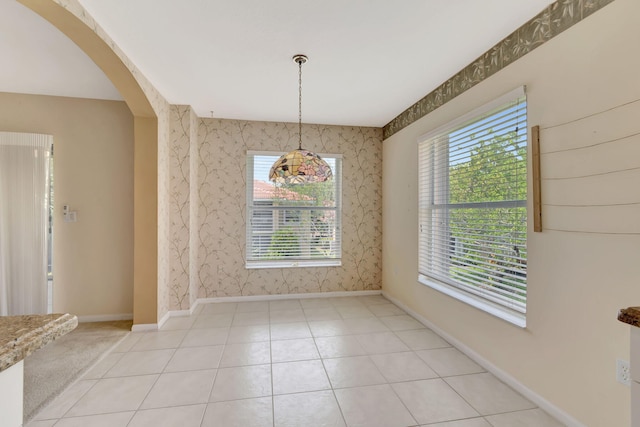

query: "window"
xmin=246 ymin=151 xmax=342 ymax=268
xmin=418 ymin=87 xmax=528 ymax=326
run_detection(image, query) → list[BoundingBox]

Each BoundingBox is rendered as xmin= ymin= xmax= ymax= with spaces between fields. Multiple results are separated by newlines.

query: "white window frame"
xmin=418 ymin=87 xmax=528 ymax=327
xmin=246 ymin=151 xmax=342 ymax=269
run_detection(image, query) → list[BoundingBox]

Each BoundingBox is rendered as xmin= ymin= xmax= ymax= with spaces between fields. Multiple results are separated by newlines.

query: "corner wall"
xmin=167 ymin=105 xmax=199 ymax=311
xmin=382 ymin=0 xmax=640 ymax=425
xmin=0 ymin=92 xmax=134 ymax=318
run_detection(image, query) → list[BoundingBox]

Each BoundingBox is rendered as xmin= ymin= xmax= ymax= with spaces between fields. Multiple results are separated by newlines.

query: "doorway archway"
xmin=19 ymin=0 xmax=159 ymax=326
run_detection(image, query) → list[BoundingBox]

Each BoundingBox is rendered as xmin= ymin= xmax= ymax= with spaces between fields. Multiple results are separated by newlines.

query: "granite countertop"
xmin=0 ymin=313 xmax=77 ymax=372
xmin=618 ymin=307 xmax=640 ymax=328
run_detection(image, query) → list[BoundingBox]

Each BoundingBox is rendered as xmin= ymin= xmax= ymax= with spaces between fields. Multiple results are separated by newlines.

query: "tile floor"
xmin=28 ymin=295 xmax=566 ymax=427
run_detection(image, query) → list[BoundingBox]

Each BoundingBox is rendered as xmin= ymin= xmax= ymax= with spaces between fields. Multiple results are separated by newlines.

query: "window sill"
xmin=246 ymin=259 xmax=341 ymax=269
xmin=418 ymin=274 xmax=526 ymax=328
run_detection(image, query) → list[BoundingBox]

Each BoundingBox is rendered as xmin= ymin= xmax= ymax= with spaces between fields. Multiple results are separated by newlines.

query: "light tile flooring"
xmin=28 ymin=295 xmax=566 ymax=427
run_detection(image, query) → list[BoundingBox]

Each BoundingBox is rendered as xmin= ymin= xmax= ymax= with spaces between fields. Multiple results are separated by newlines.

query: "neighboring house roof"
xmin=253 ymin=180 xmax=313 ymax=201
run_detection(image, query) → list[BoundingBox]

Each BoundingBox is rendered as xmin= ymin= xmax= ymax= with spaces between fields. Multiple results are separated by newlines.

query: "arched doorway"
xmin=19 ymin=0 xmax=159 ymax=326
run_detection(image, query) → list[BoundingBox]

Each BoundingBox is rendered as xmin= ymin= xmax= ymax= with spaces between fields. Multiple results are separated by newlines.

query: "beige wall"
xmin=382 ymin=0 xmax=640 ymax=425
xmin=20 ymin=0 xmax=170 ymax=326
xmin=134 ymin=116 xmax=159 ymax=324
xmin=0 ymin=92 xmax=134 ymax=318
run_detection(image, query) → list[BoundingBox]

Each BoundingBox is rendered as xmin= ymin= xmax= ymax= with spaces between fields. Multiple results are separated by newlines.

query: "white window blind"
xmin=418 ymin=87 xmax=527 ymax=323
xmin=246 ymin=152 xmax=341 ymax=268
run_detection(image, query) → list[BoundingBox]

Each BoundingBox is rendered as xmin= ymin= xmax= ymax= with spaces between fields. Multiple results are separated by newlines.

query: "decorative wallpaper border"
xmin=383 ymin=0 xmax=616 ymax=139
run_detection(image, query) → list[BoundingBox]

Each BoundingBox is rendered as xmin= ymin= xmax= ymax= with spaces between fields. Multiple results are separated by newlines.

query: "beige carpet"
xmin=23 ymin=320 xmax=132 ymax=422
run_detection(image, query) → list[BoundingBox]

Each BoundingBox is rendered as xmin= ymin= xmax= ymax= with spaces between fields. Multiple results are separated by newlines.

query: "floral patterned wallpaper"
xmin=197 ymin=119 xmax=382 ymax=298
xmin=188 ymin=108 xmax=199 ymax=309
xmin=168 ymin=105 xmax=192 ymax=310
xmin=167 ymin=104 xmax=202 ymax=311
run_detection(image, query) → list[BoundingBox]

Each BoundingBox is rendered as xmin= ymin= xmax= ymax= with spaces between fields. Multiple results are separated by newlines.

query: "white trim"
xmin=246 ymin=152 xmax=343 ymax=267
xmin=157 ymin=310 xmax=171 ymax=330
xmin=417 ymin=86 xmax=528 ymax=328
xmin=130 ymin=310 xmax=189 ymax=332
xmin=382 ymin=291 xmax=586 ymax=427
xmin=246 ymin=259 xmax=341 ymax=269
xmin=194 ymin=290 xmax=381 ymax=304
xmin=168 ymin=309 xmax=192 ymax=317
xmin=131 ymin=323 xmax=158 ymax=332
xmin=189 ymin=302 xmax=201 ymax=316
xmin=76 ymin=313 xmax=133 ymax=323
xmin=418 ymin=275 xmax=526 ymax=328
xmin=160 ymin=310 xmax=193 ymax=325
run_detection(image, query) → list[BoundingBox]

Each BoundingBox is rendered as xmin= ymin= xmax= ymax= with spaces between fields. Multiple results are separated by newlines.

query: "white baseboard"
xmin=382 ymin=292 xmax=586 ymax=427
xmin=131 ymin=323 xmax=158 ymax=332
xmin=156 ymin=310 xmax=172 ymax=330
xmin=196 ymin=289 xmax=382 ymax=305
xmin=76 ymin=313 xmax=133 ymax=323
xmin=168 ymin=309 xmax=192 ymax=317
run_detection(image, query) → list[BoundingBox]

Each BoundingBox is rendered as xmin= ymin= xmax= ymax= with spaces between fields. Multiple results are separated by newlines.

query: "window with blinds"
xmin=246 ymin=151 xmax=342 ymax=268
xmin=418 ymin=87 xmax=528 ymax=326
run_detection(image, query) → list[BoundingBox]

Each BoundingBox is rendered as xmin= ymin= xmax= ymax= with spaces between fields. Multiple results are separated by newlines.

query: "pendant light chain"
xmin=269 ymin=54 xmax=332 ymax=184
xmin=298 ymin=57 xmax=303 ymax=150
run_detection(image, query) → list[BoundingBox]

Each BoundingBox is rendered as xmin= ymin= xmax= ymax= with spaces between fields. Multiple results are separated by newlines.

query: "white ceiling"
xmin=0 ymin=0 xmax=121 ymax=101
xmin=2 ymin=0 xmax=553 ymax=127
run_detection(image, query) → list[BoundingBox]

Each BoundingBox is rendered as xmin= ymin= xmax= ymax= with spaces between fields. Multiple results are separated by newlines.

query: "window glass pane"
xmin=247 ymin=153 xmax=341 ymax=266
xmin=419 ymin=89 xmax=527 ymax=317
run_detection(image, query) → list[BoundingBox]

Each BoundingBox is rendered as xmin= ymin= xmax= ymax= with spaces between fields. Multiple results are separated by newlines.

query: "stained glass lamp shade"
xmin=269 ymin=149 xmax=332 ymax=184
xmin=270 ymin=54 xmax=332 ymax=185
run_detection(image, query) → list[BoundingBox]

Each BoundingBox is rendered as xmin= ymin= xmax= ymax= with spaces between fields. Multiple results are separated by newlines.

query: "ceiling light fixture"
xmin=269 ymin=54 xmax=332 ymax=184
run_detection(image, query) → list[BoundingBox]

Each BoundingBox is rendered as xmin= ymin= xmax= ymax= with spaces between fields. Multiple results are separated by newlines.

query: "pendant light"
xmin=269 ymin=54 xmax=333 ymax=184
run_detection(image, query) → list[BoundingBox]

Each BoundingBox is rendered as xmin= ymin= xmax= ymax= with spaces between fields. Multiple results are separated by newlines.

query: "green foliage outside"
xmin=279 ymin=180 xmax=335 ymax=207
xmin=446 ymin=130 xmax=527 ymax=304
xmin=266 ymin=227 xmax=300 ymax=258
xmin=263 ymin=179 xmax=336 ymax=259
xmin=449 ymin=131 xmax=527 ymax=204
